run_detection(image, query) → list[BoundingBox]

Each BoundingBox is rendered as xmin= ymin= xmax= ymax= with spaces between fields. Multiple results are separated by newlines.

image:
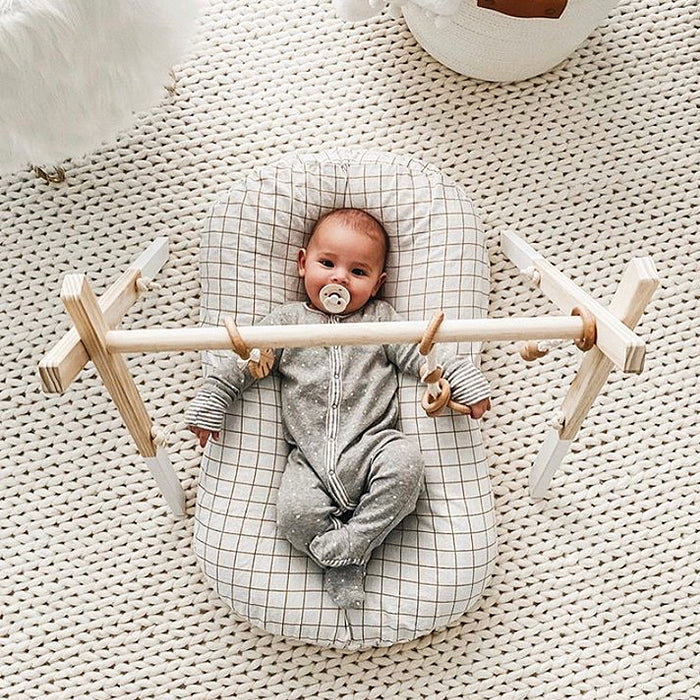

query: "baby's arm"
xmin=185 ymin=305 xmax=295 ymax=446
xmin=185 ymin=360 xmax=253 ymax=446
xmin=376 ymin=300 xmax=491 ymax=418
xmin=438 ymin=352 xmax=491 ymax=418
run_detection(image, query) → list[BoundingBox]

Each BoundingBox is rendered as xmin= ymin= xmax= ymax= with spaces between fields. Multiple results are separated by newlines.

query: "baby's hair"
xmin=311 ymin=208 xmax=389 ymax=267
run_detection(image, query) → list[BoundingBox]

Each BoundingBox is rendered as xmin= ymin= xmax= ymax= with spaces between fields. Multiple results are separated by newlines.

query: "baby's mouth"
xmin=319 ymin=284 xmax=350 ymax=313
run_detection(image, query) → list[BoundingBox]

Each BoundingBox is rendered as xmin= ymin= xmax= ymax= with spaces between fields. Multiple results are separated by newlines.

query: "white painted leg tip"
xmin=529 ymin=484 xmax=548 ymax=500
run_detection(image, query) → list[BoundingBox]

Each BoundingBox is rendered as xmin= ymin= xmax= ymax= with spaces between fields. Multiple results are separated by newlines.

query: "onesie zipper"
xmin=324 ymin=315 xmax=355 ymax=511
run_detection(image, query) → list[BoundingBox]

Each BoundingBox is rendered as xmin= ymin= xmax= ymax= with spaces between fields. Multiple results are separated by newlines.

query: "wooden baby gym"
xmin=39 ymin=229 xmax=659 ymax=515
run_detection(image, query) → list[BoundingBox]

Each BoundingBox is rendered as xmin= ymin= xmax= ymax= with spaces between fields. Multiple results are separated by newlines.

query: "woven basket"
xmin=404 ymin=0 xmax=619 ymax=81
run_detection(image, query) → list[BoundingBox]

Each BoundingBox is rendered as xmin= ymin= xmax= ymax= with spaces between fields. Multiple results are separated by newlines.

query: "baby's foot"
xmin=324 ymin=564 xmax=365 ymax=609
xmin=309 ymin=526 xmax=366 ymax=567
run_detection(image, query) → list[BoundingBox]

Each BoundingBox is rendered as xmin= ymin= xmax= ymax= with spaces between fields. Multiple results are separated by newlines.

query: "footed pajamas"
xmin=185 ymin=299 xmax=490 ymax=572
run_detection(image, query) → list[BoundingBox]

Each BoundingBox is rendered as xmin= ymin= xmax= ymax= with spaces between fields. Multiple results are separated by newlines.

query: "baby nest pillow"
xmin=195 ymin=148 xmax=497 ymax=649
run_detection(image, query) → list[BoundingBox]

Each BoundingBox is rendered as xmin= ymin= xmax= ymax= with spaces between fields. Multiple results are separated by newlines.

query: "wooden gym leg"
xmin=501 ymin=230 xmax=647 ymax=373
xmin=61 ymin=274 xmax=186 ymax=516
xmin=39 ymin=237 xmax=169 ymax=395
xmin=530 ymin=258 xmax=659 ymax=498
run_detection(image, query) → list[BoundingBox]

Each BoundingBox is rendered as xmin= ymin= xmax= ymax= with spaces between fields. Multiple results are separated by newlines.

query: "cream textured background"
xmin=1 ymin=0 xmax=698 ymax=697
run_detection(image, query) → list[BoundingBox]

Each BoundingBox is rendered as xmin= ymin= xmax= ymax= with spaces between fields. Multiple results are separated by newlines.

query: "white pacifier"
xmin=319 ymin=283 xmax=351 ymax=314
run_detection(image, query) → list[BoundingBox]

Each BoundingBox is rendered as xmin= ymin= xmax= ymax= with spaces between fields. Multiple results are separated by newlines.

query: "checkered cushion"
xmin=195 ymin=149 xmax=497 ymax=649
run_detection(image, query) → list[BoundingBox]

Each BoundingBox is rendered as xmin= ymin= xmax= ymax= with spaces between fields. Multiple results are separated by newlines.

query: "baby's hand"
xmin=468 ymin=398 xmax=491 ymax=420
xmin=187 ymin=425 xmax=220 ymax=448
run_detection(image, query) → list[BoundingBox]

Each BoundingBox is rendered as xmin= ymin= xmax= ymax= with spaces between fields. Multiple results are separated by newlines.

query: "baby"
xmin=186 ymin=208 xmax=491 ymax=608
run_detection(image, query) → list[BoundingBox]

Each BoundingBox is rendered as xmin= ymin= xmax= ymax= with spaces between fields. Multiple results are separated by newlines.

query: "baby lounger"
xmin=195 ymin=149 xmax=497 ymax=648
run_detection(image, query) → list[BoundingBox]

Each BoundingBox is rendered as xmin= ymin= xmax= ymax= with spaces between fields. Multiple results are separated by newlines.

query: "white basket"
xmin=404 ymin=0 xmax=619 ymax=81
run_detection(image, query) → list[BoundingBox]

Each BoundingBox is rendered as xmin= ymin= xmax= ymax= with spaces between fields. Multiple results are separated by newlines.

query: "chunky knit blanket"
xmin=2 ymin=0 xmax=697 ymax=697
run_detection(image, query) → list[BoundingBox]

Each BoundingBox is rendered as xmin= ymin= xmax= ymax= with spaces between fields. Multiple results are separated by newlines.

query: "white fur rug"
xmin=0 ymin=0 xmax=199 ymax=173
xmin=2 ymin=0 xmax=698 ymax=697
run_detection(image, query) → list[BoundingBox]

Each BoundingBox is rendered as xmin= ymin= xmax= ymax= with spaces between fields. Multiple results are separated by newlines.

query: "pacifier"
xmin=319 ymin=283 xmax=351 ymax=314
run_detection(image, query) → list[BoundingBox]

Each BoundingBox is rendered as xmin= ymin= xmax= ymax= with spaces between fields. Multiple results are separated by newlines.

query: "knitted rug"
xmin=2 ymin=0 xmax=697 ymax=697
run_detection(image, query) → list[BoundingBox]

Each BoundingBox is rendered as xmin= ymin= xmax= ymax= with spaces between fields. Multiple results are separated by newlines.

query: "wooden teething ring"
xmin=419 ymin=312 xmax=471 ymax=417
xmin=224 ymin=318 xmax=274 ymax=378
xmin=224 ymin=317 xmax=250 ymax=359
xmin=419 ymin=312 xmax=444 ymax=356
xmin=421 ymin=378 xmax=451 ymax=416
xmin=571 ymin=305 xmax=596 ymax=351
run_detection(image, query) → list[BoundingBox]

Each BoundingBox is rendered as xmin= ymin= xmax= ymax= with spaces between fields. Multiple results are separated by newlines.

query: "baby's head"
xmin=298 ymin=208 xmax=388 ymax=315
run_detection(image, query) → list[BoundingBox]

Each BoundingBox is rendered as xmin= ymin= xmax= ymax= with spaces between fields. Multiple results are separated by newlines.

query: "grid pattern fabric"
xmin=196 ymin=148 xmax=496 ymax=648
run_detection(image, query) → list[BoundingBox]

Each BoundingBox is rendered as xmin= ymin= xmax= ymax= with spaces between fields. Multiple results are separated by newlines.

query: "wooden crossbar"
xmin=104 ymin=316 xmax=590 ymax=353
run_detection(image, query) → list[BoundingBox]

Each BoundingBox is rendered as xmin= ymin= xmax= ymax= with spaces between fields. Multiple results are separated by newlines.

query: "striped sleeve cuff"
xmin=443 ymin=361 xmax=490 ymax=407
xmin=184 ymin=391 xmax=230 ymax=432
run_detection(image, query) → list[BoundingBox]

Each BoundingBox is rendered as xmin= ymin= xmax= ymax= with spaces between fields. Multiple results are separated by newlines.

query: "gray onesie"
xmin=185 ymin=299 xmax=490 ymax=569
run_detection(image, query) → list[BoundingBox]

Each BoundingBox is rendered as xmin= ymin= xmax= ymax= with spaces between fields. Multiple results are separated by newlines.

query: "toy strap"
xmin=520 ymin=304 xmax=597 ymax=361
xmin=418 ymin=312 xmax=471 ymax=418
xmin=224 ymin=317 xmax=274 ymax=379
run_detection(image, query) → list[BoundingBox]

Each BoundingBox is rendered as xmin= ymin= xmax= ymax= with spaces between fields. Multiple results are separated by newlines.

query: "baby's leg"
xmin=278 ymin=450 xmax=366 ymax=608
xmin=276 ymin=448 xmax=340 ymax=561
xmin=309 ymin=436 xmax=425 ymax=568
xmin=324 ymin=564 xmax=365 ymax=609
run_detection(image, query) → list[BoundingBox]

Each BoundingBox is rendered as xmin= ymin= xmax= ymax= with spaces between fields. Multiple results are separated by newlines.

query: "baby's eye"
xmin=320 ymin=259 xmax=334 ymax=268
xmin=352 ymin=268 xmax=367 ymax=276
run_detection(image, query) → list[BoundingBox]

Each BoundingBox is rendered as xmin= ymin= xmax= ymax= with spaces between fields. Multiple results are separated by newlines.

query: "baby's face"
xmin=297 ymin=219 xmax=387 ymax=315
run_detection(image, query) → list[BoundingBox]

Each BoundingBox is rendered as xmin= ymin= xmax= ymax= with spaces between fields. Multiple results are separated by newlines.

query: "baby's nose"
xmin=331 ymin=269 xmax=349 ymax=284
